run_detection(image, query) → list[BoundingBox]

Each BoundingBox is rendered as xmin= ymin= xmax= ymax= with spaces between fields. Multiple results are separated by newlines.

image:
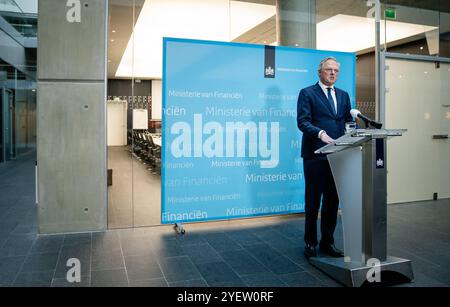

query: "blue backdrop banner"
xmin=162 ymin=38 xmax=355 ymax=224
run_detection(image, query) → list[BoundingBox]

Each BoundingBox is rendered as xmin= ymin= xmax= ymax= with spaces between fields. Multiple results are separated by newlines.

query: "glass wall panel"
xmin=106 ymin=0 xmax=379 ymax=228
xmin=386 ymin=58 xmax=450 ymax=203
xmin=230 ymin=0 xmax=276 ymax=45
xmin=316 ymin=0 xmax=379 ymax=121
xmin=0 ymin=1 xmax=37 ymax=164
xmin=131 ymin=76 xmax=159 ymax=227
xmin=107 ymin=0 xmax=137 ymax=229
xmin=108 ymin=0 xmax=162 ymax=228
xmin=106 ymin=0 xmax=450 ymax=229
xmin=232 ymin=0 xmax=380 ymax=122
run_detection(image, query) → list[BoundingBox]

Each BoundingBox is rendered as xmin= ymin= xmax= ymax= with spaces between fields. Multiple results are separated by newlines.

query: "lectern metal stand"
xmin=309 ymin=129 xmax=414 ymax=287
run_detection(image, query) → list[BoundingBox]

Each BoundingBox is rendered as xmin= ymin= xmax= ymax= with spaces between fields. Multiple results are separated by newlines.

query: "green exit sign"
xmin=385 ymin=8 xmax=396 ymax=19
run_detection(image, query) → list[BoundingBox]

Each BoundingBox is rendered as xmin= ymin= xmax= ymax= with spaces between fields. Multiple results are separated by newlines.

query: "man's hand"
xmin=320 ymin=132 xmax=335 ymax=144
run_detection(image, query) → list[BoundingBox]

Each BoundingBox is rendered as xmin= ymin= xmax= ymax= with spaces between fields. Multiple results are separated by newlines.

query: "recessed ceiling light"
xmin=420 ymin=46 xmax=424 ymax=50
xmin=110 ymin=39 xmax=115 ymax=42
xmin=112 ymin=30 xmax=116 ymax=33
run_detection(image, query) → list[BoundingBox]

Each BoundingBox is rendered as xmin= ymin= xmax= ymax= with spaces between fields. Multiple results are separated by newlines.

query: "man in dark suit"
xmin=297 ymin=57 xmax=353 ymax=260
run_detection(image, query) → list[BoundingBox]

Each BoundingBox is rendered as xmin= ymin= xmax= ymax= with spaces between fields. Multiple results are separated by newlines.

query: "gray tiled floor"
xmin=1 ymin=152 xmax=450 ymax=287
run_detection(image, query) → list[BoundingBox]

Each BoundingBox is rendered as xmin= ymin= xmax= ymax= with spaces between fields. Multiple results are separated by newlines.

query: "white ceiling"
xmin=115 ymin=0 xmax=275 ymax=79
xmin=317 ymin=14 xmax=438 ymax=53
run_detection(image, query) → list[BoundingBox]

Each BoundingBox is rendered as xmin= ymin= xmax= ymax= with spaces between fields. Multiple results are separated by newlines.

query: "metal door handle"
xmin=433 ymin=135 xmax=449 ymax=139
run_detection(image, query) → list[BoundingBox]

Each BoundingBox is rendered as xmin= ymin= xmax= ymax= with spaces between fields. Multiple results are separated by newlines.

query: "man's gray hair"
xmin=318 ymin=57 xmax=340 ymax=72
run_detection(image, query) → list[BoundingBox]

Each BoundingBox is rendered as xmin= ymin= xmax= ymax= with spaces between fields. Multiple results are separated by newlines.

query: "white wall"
xmin=152 ymin=80 xmax=162 ymax=120
xmin=133 ymin=108 xmax=149 ymax=129
xmin=107 ymin=100 xmax=127 ymax=146
xmin=115 ymin=0 xmax=275 ymax=78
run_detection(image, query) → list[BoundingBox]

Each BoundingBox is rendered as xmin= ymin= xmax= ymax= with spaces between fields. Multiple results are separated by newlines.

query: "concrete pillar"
xmin=276 ymin=0 xmax=316 ymax=48
xmin=37 ymin=0 xmax=108 ymax=234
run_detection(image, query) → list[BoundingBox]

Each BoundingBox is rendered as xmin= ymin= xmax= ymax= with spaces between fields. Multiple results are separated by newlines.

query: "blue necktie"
xmin=326 ymin=87 xmax=336 ymax=114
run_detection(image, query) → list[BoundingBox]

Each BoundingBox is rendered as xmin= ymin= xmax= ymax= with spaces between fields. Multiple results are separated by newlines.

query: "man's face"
xmin=319 ymin=60 xmax=340 ymax=86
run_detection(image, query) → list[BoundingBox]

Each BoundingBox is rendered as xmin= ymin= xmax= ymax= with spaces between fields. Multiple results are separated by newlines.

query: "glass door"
xmin=385 ymin=58 xmax=444 ymax=203
xmin=107 ymin=0 xmax=161 ymax=228
xmin=2 ymin=88 xmax=14 ymax=161
xmin=107 ymin=0 xmax=136 ymax=229
xmin=438 ymin=63 xmax=450 ymax=199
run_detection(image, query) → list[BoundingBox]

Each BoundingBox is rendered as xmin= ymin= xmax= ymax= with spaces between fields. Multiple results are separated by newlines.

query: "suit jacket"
xmin=297 ymin=83 xmax=353 ymax=160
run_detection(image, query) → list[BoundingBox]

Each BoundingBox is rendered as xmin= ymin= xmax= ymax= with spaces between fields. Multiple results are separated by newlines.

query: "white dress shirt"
xmin=318 ymin=80 xmax=337 ymax=113
xmin=317 ymin=81 xmax=337 ymax=139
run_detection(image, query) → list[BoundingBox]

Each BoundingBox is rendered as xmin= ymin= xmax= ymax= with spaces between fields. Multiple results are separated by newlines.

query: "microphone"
xmin=350 ymin=109 xmax=383 ymax=129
